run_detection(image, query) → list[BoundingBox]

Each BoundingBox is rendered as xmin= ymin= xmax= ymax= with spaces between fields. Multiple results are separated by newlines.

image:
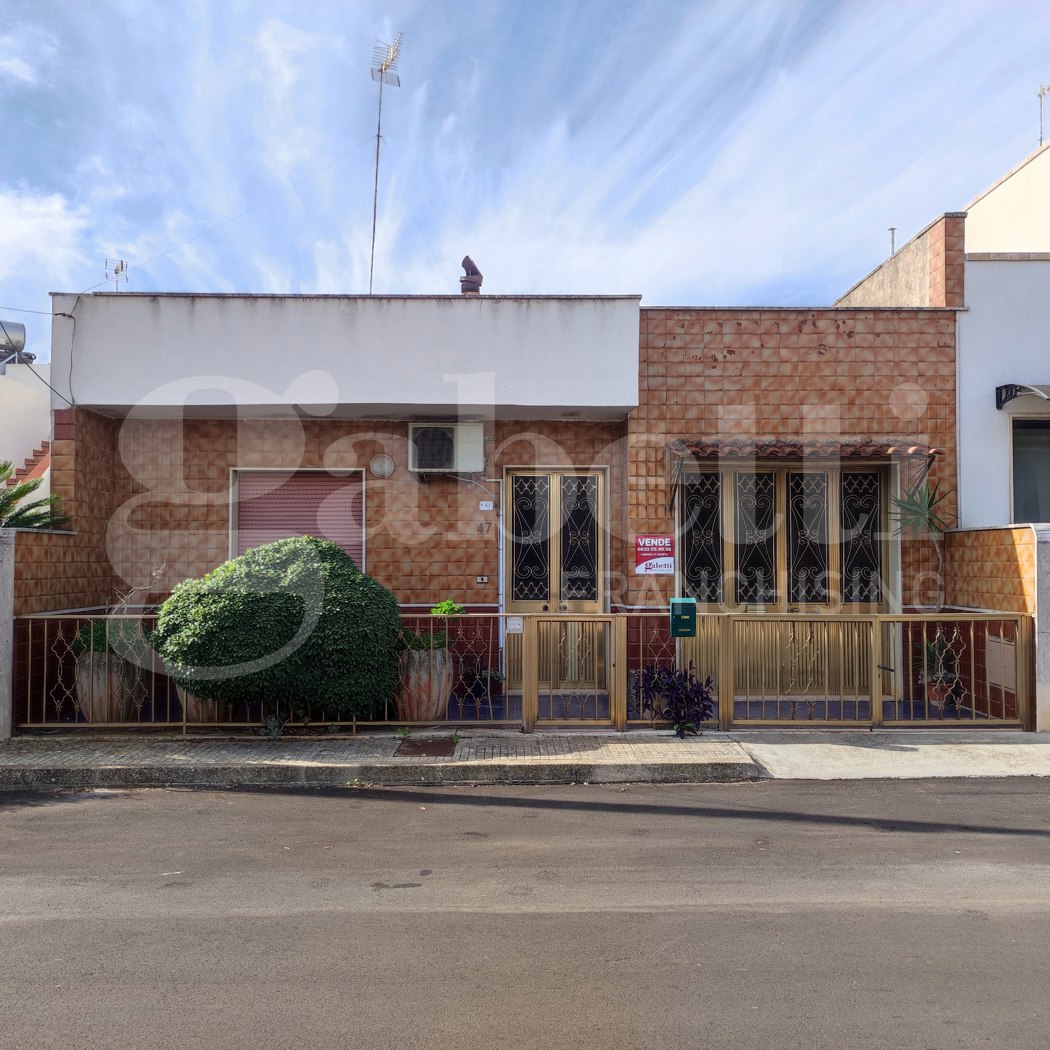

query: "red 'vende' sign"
xmin=634 ymin=534 xmax=674 ymax=575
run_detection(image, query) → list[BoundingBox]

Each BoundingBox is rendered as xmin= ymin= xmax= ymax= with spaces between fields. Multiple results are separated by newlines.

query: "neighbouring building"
xmin=838 ymin=141 xmax=1050 ymax=531
xmin=0 ymin=360 xmax=52 ymax=501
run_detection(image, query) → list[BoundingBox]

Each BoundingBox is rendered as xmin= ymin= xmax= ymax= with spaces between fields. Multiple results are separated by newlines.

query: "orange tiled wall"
xmin=927 ymin=214 xmax=965 ymax=309
xmin=625 ymin=307 xmax=959 ymax=607
xmin=16 ymin=306 xmax=959 ymax=614
xmin=14 ymin=409 xmax=120 ymax=613
xmin=104 ymin=417 xmax=624 ymax=607
xmin=944 ymin=527 xmax=1036 ymax=614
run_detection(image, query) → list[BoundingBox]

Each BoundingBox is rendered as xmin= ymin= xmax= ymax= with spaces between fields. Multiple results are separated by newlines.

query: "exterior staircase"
xmin=6 ymin=440 xmax=50 ymax=488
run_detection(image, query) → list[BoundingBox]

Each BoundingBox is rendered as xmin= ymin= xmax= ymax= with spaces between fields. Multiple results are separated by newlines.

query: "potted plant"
xmin=918 ymin=636 xmax=956 ymax=709
xmin=71 ymin=619 xmax=145 ymax=723
xmin=890 ymin=479 xmax=953 ymax=611
xmin=396 ymin=599 xmax=464 ymax=722
xmin=636 ymin=663 xmax=716 ymax=737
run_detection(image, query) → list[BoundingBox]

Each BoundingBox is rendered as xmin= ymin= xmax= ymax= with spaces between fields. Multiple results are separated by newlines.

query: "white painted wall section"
xmin=957 ymin=259 xmax=1050 ymax=527
xmin=50 ymin=294 xmax=641 ymax=418
xmin=0 ymin=363 xmax=51 ymax=470
xmin=966 ymin=143 xmax=1050 ymax=253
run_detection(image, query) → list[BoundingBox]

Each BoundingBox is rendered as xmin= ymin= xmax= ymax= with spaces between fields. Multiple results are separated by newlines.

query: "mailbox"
xmin=669 ymin=597 xmax=697 ymax=638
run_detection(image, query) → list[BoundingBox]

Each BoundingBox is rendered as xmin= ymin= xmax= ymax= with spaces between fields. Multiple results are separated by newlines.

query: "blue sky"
xmin=2 ymin=0 xmax=1050 ymax=358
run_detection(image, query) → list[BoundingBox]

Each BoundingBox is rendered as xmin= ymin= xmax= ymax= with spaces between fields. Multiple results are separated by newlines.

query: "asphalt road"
xmin=2 ymin=780 xmax=1049 ymax=1050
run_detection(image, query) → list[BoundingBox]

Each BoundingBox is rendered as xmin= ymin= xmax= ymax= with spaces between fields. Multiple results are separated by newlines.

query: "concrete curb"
xmin=0 ymin=758 xmax=766 ymax=790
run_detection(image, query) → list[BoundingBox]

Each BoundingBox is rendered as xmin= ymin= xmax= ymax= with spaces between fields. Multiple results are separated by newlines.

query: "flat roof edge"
xmin=49 ymin=292 xmax=643 ymax=302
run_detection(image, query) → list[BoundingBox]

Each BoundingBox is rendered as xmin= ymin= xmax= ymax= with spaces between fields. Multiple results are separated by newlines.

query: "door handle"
xmin=559 ymin=604 xmax=568 ymax=612
xmin=541 ymin=604 xmax=549 ymax=611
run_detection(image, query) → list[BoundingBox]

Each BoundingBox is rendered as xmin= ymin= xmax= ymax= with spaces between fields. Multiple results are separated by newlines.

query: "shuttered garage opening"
xmin=234 ymin=471 xmax=365 ymax=570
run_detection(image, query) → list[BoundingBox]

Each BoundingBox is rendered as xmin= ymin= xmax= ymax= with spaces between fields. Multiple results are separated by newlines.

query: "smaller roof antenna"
xmin=1040 ymin=84 xmax=1050 ymax=147
xmin=105 ymin=258 xmax=128 ymax=292
xmin=460 ymin=256 xmax=483 ymax=295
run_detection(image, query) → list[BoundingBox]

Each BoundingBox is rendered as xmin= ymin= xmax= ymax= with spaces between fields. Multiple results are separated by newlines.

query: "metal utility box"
xmin=669 ymin=598 xmax=697 ymax=638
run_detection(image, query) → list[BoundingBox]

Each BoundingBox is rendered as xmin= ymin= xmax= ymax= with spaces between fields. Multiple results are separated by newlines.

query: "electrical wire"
xmin=0 ymin=305 xmax=51 ymax=315
xmin=0 ymin=316 xmax=73 ymax=407
xmin=22 ymin=359 xmax=73 ymax=408
xmin=56 ymin=299 xmax=79 ymax=406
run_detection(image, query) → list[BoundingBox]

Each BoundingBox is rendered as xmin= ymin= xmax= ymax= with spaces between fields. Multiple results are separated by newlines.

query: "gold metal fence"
xmin=11 ymin=609 xmax=1032 ymax=734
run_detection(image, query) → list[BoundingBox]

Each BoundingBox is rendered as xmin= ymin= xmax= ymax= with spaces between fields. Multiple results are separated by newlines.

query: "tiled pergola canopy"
xmin=664 ymin=439 xmax=942 ymax=513
xmin=666 ymin=438 xmax=943 ymax=461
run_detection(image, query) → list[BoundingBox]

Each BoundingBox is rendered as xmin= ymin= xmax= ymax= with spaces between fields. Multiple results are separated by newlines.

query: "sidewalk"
xmin=2 ymin=728 xmax=1050 ymax=789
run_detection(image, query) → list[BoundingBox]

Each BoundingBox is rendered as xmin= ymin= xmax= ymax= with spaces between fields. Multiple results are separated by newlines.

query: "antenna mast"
xmin=369 ymin=32 xmax=403 ymax=295
xmin=105 ymin=258 xmax=128 ymax=292
xmin=1040 ymin=84 xmax=1050 ymax=148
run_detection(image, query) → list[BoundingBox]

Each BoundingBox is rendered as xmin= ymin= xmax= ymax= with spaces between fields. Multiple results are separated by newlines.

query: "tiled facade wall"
xmin=14 ymin=409 xmax=119 ymax=613
xmin=927 ymin=214 xmax=966 ymax=309
xmin=626 ymin=307 xmax=959 ymax=607
xmin=14 ymin=307 xmax=962 ymax=615
xmin=103 ymin=417 xmax=624 ymax=608
xmin=944 ymin=526 xmax=1037 ymax=615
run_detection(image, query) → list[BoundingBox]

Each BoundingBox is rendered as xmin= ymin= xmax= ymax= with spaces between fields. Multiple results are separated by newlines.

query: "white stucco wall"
xmin=0 ymin=363 xmax=51 ymax=470
xmin=49 ymin=294 xmax=641 ymax=418
xmin=957 ymin=259 xmax=1050 ymax=527
xmin=966 ymin=143 xmax=1050 ymax=253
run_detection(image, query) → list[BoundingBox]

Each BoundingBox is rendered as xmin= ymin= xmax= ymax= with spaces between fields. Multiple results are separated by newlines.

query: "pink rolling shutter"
xmin=235 ymin=471 xmax=365 ymax=569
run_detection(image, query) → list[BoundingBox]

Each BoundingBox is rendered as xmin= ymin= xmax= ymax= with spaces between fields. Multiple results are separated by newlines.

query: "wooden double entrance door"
xmin=506 ymin=471 xmax=609 ymax=722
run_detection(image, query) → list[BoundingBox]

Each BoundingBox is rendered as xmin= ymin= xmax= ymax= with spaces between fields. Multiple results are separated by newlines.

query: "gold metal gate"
xmin=517 ymin=615 xmax=625 ymax=728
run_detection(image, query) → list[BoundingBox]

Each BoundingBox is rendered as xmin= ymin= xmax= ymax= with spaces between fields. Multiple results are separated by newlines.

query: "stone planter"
xmin=75 ymin=654 xmax=135 ymax=723
xmin=175 ymin=685 xmax=232 ymax=724
xmin=397 ymin=648 xmax=454 ymax=721
xmin=925 ymin=681 xmax=952 ymax=710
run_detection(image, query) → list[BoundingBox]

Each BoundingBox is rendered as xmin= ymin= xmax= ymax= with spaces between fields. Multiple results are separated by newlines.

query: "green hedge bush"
xmin=150 ymin=536 xmax=401 ymax=718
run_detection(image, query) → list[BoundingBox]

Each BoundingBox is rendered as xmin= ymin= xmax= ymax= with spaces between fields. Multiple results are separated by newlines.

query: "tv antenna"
xmin=1040 ymin=84 xmax=1050 ymax=147
xmin=105 ymin=258 xmax=128 ymax=291
xmin=368 ymin=32 xmax=403 ymax=295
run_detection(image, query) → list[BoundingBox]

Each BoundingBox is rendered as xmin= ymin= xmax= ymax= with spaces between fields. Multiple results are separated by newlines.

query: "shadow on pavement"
xmin=208 ymin=783 xmax=1050 ymax=839
xmin=0 ymin=788 xmax=134 ymax=812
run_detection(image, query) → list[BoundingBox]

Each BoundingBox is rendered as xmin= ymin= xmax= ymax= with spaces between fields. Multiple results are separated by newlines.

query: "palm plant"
xmin=0 ymin=461 xmax=70 ymax=529
xmin=890 ymin=480 xmax=953 ymax=610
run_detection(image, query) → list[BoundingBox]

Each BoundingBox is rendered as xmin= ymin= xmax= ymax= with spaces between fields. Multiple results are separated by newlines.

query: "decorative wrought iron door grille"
xmin=681 ymin=467 xmax=888 ymax=610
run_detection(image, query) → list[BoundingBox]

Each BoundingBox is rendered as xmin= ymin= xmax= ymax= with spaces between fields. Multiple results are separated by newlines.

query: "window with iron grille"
xmin=680 ymin=468 xmax=884 ymax=607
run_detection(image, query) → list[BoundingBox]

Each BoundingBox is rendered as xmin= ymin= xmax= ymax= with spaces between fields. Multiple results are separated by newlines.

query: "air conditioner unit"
xmin=408 ymin=423 xmax=485 ymax=473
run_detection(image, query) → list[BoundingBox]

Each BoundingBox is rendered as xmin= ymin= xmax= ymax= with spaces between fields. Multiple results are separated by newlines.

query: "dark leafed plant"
xmin=637 ymin=664 xmax=716 ymax=738
xmin=0 ymin=461 xmax=70 ymax=529
xmin=150 ymin=536 xmax=401 ymax=719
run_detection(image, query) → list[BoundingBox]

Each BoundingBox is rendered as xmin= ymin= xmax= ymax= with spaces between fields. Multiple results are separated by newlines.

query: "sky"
xmin=2 ymin=0 xmax=1050 ymax=359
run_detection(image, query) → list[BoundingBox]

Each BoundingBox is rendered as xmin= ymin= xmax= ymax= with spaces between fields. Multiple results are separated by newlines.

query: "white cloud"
xmin=0 ymin=26 xmax=57 ymax=86
xmin=3 ymin=0 xmax=1050 ymax=317
xmin=0 ymin=187 xmax=89 ymax=283
xmin=0 ymin=55 xmax=35 ymax=83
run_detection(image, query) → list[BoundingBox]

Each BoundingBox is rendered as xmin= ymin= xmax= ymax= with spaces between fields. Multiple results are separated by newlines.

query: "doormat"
xmin=396 ymin=739 xmax=457 ymax=758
